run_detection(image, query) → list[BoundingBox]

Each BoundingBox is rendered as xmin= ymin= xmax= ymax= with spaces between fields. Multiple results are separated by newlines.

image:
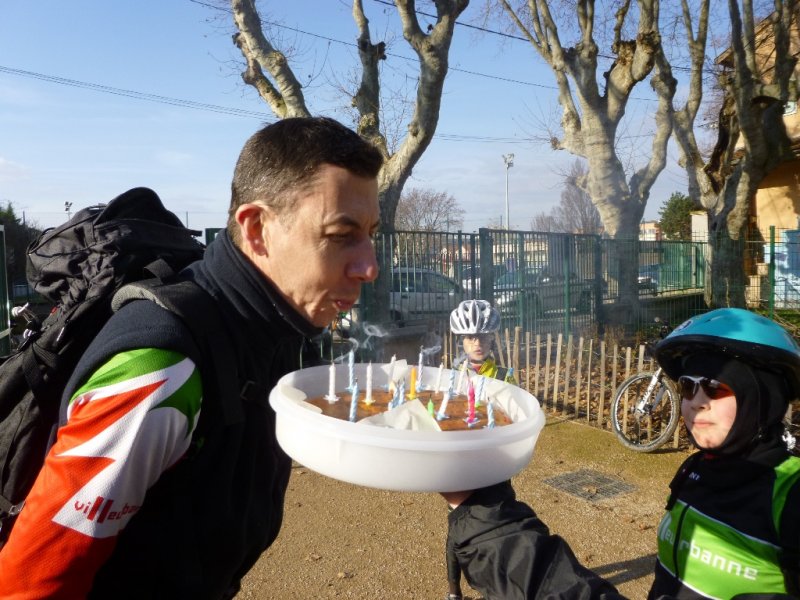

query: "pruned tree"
xmin=660 ymin=1 xmax=799 ymax=306
xmin=395 ymin=187 xmax=465 ymax=231
xmin=492 ymin=0 xmax=675 ymax=306
xmin=230 ymin=0 xmax=469 ymax=232
xmin=658 ymin=191 xmax=700 ymax=241
xmin=530 ymin=159 xmax=603 ymax=234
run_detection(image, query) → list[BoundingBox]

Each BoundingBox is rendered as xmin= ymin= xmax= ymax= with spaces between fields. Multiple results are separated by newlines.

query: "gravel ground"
xmin=237 ymin=417 xmax=689 ymax=600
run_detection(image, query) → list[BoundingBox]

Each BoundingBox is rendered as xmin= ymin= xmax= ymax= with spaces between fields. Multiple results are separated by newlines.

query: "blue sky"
xmin=0 ymin=1 xmax=687 ymax=235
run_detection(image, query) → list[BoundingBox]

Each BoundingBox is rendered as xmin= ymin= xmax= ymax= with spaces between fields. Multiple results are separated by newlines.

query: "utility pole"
xmin=502 ymin=154 xmax=514 ymax=229
xmin=65 ymin=201 xmax=73 ymax=220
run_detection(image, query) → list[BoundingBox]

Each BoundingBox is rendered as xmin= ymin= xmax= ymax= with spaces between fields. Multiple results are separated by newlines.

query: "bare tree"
xmin=662 ymin=1 xmax=799 ymax=306
xmin=530 ymin=212 xmax=559 ymax=232
xmin=395 ymin=187 xmax=465 ymax=231
xmin=492 ymin=0 xmax=675 ymax=305
xmin=530 ymin=160 xmax=603 ymax=234
xmin=230 ymin=0 xmax=468 ymax=232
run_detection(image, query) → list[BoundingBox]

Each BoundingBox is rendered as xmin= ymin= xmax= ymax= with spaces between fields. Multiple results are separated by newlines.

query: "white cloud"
xmin=0 ymin=156 xmax=30 ymax=183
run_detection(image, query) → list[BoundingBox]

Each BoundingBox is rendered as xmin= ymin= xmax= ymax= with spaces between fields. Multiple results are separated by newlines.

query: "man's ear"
xmin=235 ymin=203 xmax=272 ymax=257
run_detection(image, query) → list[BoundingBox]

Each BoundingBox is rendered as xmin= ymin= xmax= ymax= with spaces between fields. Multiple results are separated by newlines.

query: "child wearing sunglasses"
xmin=650 ymin=307 xmax=800 ymax=598
xmin=439 ymin=308 xmax=800 ymax=600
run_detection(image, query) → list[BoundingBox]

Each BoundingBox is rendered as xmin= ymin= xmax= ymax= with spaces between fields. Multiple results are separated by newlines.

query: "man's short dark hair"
xmin=227 ymin=117 xmax=384 ymax=241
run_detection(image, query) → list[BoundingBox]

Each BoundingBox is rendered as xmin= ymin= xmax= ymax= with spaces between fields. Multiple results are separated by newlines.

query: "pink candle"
xmin=467 ymin=379 xmax=476 ymax=422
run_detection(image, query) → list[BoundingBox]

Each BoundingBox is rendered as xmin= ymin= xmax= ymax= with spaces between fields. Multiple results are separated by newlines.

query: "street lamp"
xmin=65 ymin=201 xmax=73 ymax=220
xmin=502 ymin=153 xmax=514 ymax=229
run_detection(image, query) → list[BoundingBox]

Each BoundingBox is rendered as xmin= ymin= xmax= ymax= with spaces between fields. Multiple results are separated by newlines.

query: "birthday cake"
xmin=305 ymin=389 xmax=513 ymax=431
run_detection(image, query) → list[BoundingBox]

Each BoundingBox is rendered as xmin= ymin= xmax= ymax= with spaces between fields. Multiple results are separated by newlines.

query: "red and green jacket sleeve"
xmin=0 ymin=348 xmax=202 ymax=599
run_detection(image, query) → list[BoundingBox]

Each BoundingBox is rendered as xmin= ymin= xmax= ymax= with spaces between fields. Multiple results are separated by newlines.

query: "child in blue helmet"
xmin=648 ymin=308 xmax=800 ymax=598
xmin=440 ymin=308 xmax=800 ymax=600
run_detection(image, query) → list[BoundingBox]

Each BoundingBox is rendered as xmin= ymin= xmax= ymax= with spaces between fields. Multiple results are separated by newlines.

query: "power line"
xmin=0 ymin=65 xmax=272 ymax=119
xmin=0 ymin=64 xmax=538 ymax=144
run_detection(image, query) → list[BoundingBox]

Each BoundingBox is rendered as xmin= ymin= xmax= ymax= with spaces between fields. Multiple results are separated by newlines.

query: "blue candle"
xmin=397 ymin=378 xmax=406 ymax=406
xmin=447 ymin=367 xmax=456 ymax=395
xmin=486 ymin=397 xmax=495 ymax=429
xmin=476 ymin=375 xmax=486 ymax=407
xmin=436 ymin=389 xmax=451 ymax=421
xmin=349 ymin=379 xmax=359 ymax=422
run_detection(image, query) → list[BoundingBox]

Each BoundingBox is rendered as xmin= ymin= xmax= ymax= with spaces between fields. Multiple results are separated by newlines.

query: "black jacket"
xmin=447 ymin=481 xmax=625 ymax=599
xmin=66 ymin=231 xmax=322 ymax=599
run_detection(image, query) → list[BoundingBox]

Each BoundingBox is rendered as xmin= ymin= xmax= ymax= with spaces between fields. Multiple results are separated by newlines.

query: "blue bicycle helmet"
xmin=655 ymin=308 xmax=800 ymax=390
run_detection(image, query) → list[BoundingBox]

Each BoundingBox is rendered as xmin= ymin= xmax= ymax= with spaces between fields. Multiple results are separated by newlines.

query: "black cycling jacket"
xmin=68 ymin=231 xmax=322 ymax=599
xmin=447 ymin=481 xmax=626 ymax=599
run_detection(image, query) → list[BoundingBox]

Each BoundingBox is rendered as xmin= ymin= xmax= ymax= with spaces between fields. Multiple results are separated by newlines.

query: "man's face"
xmin=245 ymin=164 xmax=380 ymax=327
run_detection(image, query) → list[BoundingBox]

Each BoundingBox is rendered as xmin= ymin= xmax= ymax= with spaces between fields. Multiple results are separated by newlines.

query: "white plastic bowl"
xmin=269 ymin=363 xmax=545 ymax=492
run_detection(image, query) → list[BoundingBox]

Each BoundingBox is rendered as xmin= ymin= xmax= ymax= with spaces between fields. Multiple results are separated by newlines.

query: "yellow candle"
xmin=409 ymin=367 xmax=417 ymax=399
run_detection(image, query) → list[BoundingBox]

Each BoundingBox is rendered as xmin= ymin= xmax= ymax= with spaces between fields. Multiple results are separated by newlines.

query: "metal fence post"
xmin=769 ymin=225 xmax=775 ymax=319
xmin=594 ymin=235 xmax=604 ymax=336
xmin=479 ymin=229 xmax=494 ymax=304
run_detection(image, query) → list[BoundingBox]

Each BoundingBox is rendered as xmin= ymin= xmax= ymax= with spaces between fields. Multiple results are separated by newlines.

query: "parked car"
xmin=390 ymin=267 xmax=462 ymax=323
xmin=638 ymin=264 xmax=660 ymax=295
xmin=493 ymin=268 xmax=594 ymax=322
xmin=460 ymin=264 xmax=508 ymax=294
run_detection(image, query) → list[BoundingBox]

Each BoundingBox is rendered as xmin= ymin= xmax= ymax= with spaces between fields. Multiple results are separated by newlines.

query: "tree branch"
xmin=230 ymin=0 xmax=310 ymax=118
xmin=352 ymin=0 xmax=390 ymax=158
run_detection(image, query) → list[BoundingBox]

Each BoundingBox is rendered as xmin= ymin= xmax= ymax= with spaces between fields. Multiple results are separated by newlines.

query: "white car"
xmin=390 ymin=267 xmax=462 ymax=323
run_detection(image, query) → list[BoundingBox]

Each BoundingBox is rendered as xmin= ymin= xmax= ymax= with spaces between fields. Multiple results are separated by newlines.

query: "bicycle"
xmin=610 ymin=318 xmax=680 ymax=452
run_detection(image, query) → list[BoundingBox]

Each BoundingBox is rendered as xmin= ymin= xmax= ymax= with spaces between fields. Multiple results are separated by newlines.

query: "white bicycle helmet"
xmin=450 ymin=299 xmax=500 ymax=335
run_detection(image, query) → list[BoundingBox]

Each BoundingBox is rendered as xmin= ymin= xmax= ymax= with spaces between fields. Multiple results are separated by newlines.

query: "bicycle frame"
xmin=632 ymin=367 xmax=664 ymax=417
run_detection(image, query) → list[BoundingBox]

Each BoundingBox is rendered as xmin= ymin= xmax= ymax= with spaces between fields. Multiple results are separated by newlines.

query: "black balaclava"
xmin=681 ymin=353 xmax=791 ymax=457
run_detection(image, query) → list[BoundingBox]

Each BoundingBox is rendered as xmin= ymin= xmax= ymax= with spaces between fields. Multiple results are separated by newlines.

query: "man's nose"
xmin=348 ymin=241 xmax=379 ymax=282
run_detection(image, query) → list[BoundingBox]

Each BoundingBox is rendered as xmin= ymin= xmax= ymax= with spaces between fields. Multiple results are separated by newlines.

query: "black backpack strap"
xmin=112 ymin=279 xmax=244 ymax=426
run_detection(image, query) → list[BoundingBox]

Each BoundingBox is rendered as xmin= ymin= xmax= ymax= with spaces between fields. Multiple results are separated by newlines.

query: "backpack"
xmin=0 ymin=187 xmax=207 ymax=545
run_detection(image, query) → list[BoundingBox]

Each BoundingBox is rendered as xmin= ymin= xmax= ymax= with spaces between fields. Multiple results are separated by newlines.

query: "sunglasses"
xmin=677 ymin=375 xmax=734 ymax=400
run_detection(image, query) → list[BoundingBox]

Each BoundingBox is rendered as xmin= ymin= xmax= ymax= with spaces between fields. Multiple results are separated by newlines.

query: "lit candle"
xmin=456 ymin=360 xmax=468 ymax=395
xmin=365 ymin=362 xmax=374 ymax=404
xmin=349 ymin=379 xmax=359 ymax=422
xmin=409 ymin=367 xmax=417 ymax=400
xmin=434 ymin=362 xmax=444 ymax=393
xmin=466 ymin=379 xmax=477 ymax=424
xmin=486 ymin=397 xmax=495 ymax=429
xmin=347 ymin=350 xmax=355 ymax=390
xmin=325 ymin=361 xmax=338 ymax=402
xmin=386 ymin=354 xmax=396 ymax=390
xmin=417 ymin=346 xmax=424 ymax=393
xmin=436 ymin=389 xmax=451 ymax=421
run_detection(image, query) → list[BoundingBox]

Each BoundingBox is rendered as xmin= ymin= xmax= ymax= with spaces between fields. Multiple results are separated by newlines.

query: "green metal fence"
xmin=356 ymin=228 xmax=717 ymax=340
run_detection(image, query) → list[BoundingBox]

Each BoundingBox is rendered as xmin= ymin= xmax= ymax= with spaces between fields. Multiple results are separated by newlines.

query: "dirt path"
xmin=237 ymin=417 xmax=689 ymax=599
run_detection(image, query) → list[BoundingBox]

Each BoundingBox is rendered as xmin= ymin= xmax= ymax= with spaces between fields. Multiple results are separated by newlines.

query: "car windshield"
xmin=495 ymin=269 xmax=540 ymax=287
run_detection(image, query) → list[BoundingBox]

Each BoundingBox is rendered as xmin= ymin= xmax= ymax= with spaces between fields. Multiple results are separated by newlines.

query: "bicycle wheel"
xmin=610 ymin=372 xmax=680 ymax=452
